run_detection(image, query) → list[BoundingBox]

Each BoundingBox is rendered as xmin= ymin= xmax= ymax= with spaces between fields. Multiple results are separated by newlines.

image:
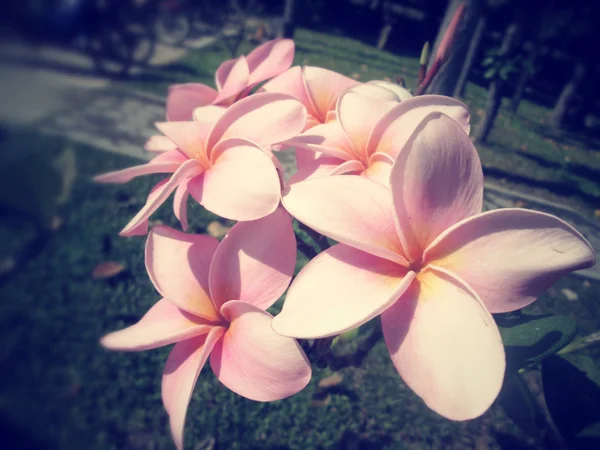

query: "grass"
xmin=1 ymin=27 xmax=600 ymax=450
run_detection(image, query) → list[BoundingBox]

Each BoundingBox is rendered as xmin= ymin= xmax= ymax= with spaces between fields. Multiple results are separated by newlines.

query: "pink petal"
xmin=210 ymin=301 xmax=311 ymax=401
xmin=93 ymin=149 xmax=186 ymax=184
xmin=390 ymin=112 xmax=483 ymax=261
xmin=145 ymin=226 xmax=221 ymax=320
xmin=188 ymin=138 xmax=281 ymax=221
xmin=382 ymin=268 xmax=505 ymax=421
xmin=424 ymin=208 xmax=596 ymax=313
xmin=101 ymin=299 xmax=213 ymax=351
xmin=245 ymin=38 xmax=295 ymax=86
xmin=367 ymin=80 xmax=413 ymax=101
xmin=120 ymin=160 xmax=205 ymax=236
xmin=260 ymin=66 xmax=318 ymax=118
xmin=173 ymin=179 xmax=190 ymax=231
xmin=192 ymin=105 xmax=227 ymax=124
xmin=272 ymin=244 xmax=415 ymax=338
xmin=206 ymin=92 xmax=307 ymax=151
xmin=362 ymin=152 xmax=394 ymax=186
xmin=144 ymin=135 xmax=177 ymax=152
xmin=330 ymin=159 xmax=364 ymax=175
xmin=295 ymin=147 xmax=317 ymax=170
xmin=166 ymin=83 xmax=218 ymax=121
xmin=368 ymin=95 xmax=471 ymax=158
xmin=155 ymin=122 xmax=210 ymax=164
xmin=284 ymin=122 xmax=356 ymax=162
xmin=347 ymin=82 xmax=405 ymax=102
xmin=282 ymin=176 xmax=408 ymax=265
xmin=337 ymin=92 xmax=397 ymax=161
xmin=303 ymin=66 xmax=358 ymax=121
xmin=126 ymin=178 xmax=170 ymax=237
xmin=214 ymin=56 xmax=251 ymax=105
xmin=162 ymin=327 xmax=225 ymax=450
xmin=288 ymin=155 xmax=346 ymax=184
xmin=209 ymin=208 xmax=295 ymax=310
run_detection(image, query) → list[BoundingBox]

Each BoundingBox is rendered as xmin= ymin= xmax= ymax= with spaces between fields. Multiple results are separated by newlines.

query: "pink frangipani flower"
xmin=101 ymin=208 xmax=310 ymax=450
xmin=283 ymin=92 xmax=470 ymax=185
xmin=167 ymin=39 xmax=295 ymax=121
xmin=273 ymin=112 xmax=596 ymax=420
xmin=94 ymin=93 xmax=306 ymax=235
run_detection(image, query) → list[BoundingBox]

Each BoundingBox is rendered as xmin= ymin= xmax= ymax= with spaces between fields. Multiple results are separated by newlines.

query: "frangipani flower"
xmin=273 ymin=112 xmax=595 ymax=420
xmin=284 ymin=92 xmax=470 ymax=184
xmin=101 ymin=209 xmax=310 ymax=450
xmin=167 ymin=39 xmax=295 ymax=120
xmin=94 ymin=93 xmax=306 ymax=235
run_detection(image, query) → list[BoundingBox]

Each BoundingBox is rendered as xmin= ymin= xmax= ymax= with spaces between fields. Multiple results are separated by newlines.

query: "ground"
xmin=0 ymin=26 xmax=599 ymax=450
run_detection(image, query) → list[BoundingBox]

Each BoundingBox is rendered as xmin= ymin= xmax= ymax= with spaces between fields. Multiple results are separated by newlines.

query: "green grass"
xmin=127 ymin=27 xmax=600 ymax=215
xmin=2 ymin=27 xmax=600 ymax=450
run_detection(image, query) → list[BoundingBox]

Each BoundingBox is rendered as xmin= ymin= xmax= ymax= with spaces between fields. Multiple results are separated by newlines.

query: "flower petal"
xmin=246 ymin=38 xmax=295 ymax=86
xmin=424 ymin=208 xmax=596 ymax=313
xmin=284 ymin=122 xmax=355 ymax=161
xmin=390 ymin=112 xmax=483 ymax=261
xmin=282 ymin=175 xmax=408 ymax=265
xmin=211 ymin=301 xmax=311 ymax=401
xmin=214 ymin=56 xmax=251 ymax=105
xmin=101 ymin=299 xmax=213 ymax=351
xmin=303 ymin=66 xmax=358 ymax=121
xmin=192 ymin=105 xmax=227 ymax=124
xmin=288 ymin=155 xmax=345 ymax=184
xmin=145 ymin=225 xmax=221 ymax=320
xmin=273 ymin=244 xmax=414 ymax=339
xmin=167 ymin=83 xmax=219 ymax=121
xmin=207 ymin=92 xmax=307 ymax=151
xmin=155 ymin=122 xmax=210 ymax=163
xmin=368 ymin=95 xmax=471 ymax=158
xmin=126 ymin=178 xmax=169 ymax=237
xmin=162 ymin=327 xmax=225 ymax=450
xmin=260 ymin=66 xmax=318 ymax=118
xmin=209 ymin=208 xmax=296 ymax=310
xmin=188 ymin=138 xmax=281 ymax=221
xmin=368 ymin=80 xmax=413 ymax=101
xmin=144 ymin=135 xmax=177 ymax=152
xmin=363 ymin=152 xmax=393 ymax=186
xmin=173 ymin=179 xmax=190 ymax=231
xmin=93 ymin=150 xmax=186 ymax=184
xmin=337 ymin=92 xmax=397 ymax=160
xmin=381 ymin=268 xmax=505 ymax=421
xmin=120 ymin=160 xmax=205 ymax=236
xmin=347 ymin=82 xmax=405 ymax=102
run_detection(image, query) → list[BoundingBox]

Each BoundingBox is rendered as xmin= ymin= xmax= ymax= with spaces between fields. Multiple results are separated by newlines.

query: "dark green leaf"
xmin=496 ymin=313 xmax=577 ymax=371
xmin=483 ymin=67 xmax=497 ymax=80
xmin=542 ymin=354 xmax=600 ymax=449
xmin=497 ymin=372 xmax=544 ymax=438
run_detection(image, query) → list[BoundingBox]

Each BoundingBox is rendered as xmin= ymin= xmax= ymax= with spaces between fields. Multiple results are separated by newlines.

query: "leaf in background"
xmin=92 ymin=261 xmax=126 ymax=279
xmin=496 ymin=312 xmax=577 ymax=371
xmin=52 ymin=147 xmax=77 ymax=205
xmin=497 ymin=371 xmax=544 ymax=438
xmin=542 ymin=354 xmax=600 ymax=449
xmin=207 ymin=221 xmax=232 ymax=239
xmin=318 ymin=373 xmax=343 ymax=389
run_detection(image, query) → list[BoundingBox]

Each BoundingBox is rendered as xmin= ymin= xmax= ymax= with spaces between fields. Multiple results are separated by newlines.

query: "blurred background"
xmin=1 ymin=1 xmax=600 ymax=449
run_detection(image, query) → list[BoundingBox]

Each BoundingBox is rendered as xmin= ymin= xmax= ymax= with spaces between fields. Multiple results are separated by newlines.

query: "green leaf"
xmin=497 ymin=372 xmax=543 ymax=438
xmin=496 ymin=312 xmax=577 ymax=371
xmin=542 ymin=354 xmax=600 ymax=449
xmin=483 ymin=67 xmax=497 ymax=80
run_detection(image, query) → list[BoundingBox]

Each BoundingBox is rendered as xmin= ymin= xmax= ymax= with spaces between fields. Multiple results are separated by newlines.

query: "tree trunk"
xmin=426 ymin=0 xmax=484 ymax=96
xmin=278 ymin=0 xmax=296 ymax=38
xmin=474 ymin=20 xmax=522 ymax=143
xmin=549 ymin=60 xmax=587 ymax=128
xmin=453 ymin=14 xmax=486 ymax=98
xmin=509 ymin=52 xmax=534 ymax=113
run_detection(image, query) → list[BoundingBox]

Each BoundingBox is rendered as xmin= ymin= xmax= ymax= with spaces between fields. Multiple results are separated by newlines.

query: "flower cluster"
xmin=97 ymin=39 xmax=596 ymax=449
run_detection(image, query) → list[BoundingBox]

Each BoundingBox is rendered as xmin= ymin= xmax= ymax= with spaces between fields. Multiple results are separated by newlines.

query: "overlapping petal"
xmin=288 ymin=155 xmax=345 ymax=184
xmin=273 ymin=244 xmax=415 ymax=338
xmin=424 ymin=208 xmax=596 ymax=313
xmin=390 ymin=112 xmax=483 ymax=261
xmin=93 ymin=150 xmax=186 ymax=184
xmin=145 ymin=226 xmax=221 ymax=321
xmin=260 ymin=66 xmax=318 ymax=119
xmin=303 ymin=66 xmax=358 ymax=121
xmin=211 ymin=301 xmax=310 ymax=401
xmin=126 ymin=178 xmax=169 ymax=237
xmin=283 ymin=176 xmax=408 ymax=264
xmin=213 ymin=56 xmax=251 ymax=105
xmin=362 ymin=152 xmax=394 ymax=186
xmin=188 ymin=138 xmax=281 ymax=221
xmin=155 ymin=122 xmax=210 ymax=163
xmin=173 ymin=179 xmax=190 ymax=231
xmin=368 ymin=95 xmax=471 ymax=158
xmin=120 ymin=159 xmax=204 ymax=236
xmin=284 ymin=122 xmax=355 ymax=161
xmin=209 ymin=208 xmax=295 ymax=310
xmin=162 ymin=327 xmax=225 ymax=450
xmin=206 ymin=93 xmax=306 ymax=151
xmin=144 ymin=135 xmax=178 ymax=152
xmin=166 ymin=83 xmax=219 ymax=121
xmin=245 ymin=38 xmax=295 ymax=86
xmin=382 ymin=269 xmax=505 ymax=421
xmin=101 ymin=299 xmax=212 ymax=351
